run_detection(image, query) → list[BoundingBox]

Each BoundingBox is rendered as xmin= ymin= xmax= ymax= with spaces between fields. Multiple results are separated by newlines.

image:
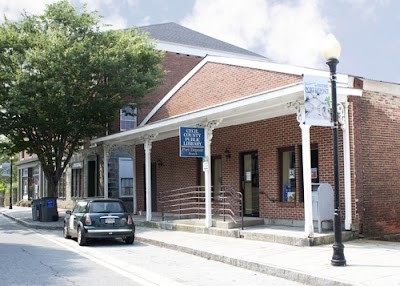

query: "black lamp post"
xmin=322 ymin=34 xmax=346 ymax=266
xmin=9 ymin=157 xmax=12 ymax=209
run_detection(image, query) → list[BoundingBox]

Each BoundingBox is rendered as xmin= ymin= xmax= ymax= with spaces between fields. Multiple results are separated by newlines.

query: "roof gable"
xmin=147 ymin=62 xmax=302 ymax=123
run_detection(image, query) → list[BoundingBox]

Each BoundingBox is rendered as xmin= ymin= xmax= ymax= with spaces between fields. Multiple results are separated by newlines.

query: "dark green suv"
xmin=63 ymin=198 xmax=135 ymax=246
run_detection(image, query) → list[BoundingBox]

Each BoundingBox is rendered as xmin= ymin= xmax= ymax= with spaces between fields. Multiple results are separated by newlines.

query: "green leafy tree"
xmin=0 ymin=137 xmax=17 ymax=206
xmin=0 ymin=1 xmax=165 ymax=197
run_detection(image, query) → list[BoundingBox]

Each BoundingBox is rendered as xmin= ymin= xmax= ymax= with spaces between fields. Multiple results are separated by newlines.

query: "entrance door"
xmin=240 ymin=152 xmax=259 ymax=216
xmin=87 ymin=160 xmax=96 ymax=197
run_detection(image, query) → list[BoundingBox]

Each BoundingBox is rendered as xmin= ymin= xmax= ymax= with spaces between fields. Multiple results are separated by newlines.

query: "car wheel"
xmin=63 ymin=223 xmax=71 ymax=239
xmin=77 ymin=226 xmax=87 ymax=246
xmin=124 ymin=234 xmax=135 ymax=245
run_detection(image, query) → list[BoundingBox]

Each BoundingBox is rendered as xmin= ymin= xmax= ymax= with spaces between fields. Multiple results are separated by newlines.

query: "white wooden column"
xmin=295 ymin=104 xmax=314 ymax=238
xmin=204 ymin=120 xmax=221 ymax=228
xmin=132 ymin=145 xmax=137 ymax=215
xmin=143 ymin=134 xmax=157 ymax=221
xmin=103 ymin=144 xmax=110 ymax=199
xmin=338 ymin=102 xmax=352 ymax=230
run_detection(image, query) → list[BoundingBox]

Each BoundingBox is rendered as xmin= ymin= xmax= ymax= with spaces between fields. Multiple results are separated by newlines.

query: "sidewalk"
xmin=1 ymin=206 xmax=400 ymax=286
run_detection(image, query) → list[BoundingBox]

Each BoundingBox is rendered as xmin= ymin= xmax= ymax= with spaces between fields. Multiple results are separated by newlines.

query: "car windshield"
xmin=89 ymin=202 xmax=125 ymax=213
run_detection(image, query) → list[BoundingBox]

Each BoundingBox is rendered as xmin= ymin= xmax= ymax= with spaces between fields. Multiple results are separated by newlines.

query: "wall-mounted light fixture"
xmin=157 ymin=159 xmax=164 ymax=167
xmin=224 ymin=148 xmax=231 ymax=159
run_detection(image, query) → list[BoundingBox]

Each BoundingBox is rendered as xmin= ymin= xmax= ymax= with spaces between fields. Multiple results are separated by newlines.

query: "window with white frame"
xmin=119 ymin=158 xmax=134 ymax=197
xmin=120 ymin=105 xmax=137 ymax=131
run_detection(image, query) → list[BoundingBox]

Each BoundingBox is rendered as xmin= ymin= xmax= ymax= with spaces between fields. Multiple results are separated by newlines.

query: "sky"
xmin=1 ymin=0 xmax=399 ymax=84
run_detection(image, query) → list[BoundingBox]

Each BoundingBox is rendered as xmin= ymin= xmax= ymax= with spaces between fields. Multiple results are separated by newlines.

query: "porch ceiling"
xmin=91 ymin=82 xmax=357 ymax=146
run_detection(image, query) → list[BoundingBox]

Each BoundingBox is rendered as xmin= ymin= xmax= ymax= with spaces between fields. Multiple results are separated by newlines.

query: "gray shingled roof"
xmin=138 ymin=22 xmax=264 ymax=58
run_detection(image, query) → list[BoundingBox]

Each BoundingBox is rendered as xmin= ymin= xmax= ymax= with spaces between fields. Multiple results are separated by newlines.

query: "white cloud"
xmin=340 ymin=0 xmax=391 ymax=22
xmin=0 ymin=0 xmax=58 ymax=22
xmin=181 ymin=0 xmax=269 ymax=51
xmin=181 ymin=0 xmax=332 ymax=69
xmin=73 ymin=0 xmax=139 ymax=30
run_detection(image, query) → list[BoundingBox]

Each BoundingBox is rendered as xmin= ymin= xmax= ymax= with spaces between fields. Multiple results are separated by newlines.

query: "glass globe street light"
xmin=322 ymin=34 xmax=346 ymax=266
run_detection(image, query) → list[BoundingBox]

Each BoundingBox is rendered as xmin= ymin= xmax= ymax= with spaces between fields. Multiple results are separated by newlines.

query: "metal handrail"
xmin=158 ymin=185 xmax=243 ymax=227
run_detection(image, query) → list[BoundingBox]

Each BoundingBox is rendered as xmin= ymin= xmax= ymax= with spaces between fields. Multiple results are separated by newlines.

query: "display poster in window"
xmin=303 ymin=75 xmax=331 ymax=126
xmin=311 ymin=168 xmax=318 ymax=179
xmin=289 ymin=168 xmax=295 ymax=179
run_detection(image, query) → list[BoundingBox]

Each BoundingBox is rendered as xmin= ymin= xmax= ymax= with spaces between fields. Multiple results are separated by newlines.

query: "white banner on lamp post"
xmin=2 ymin=163 xmax=11 ymax=177
xmin=303 ymin=75 xmax=331 ymax=126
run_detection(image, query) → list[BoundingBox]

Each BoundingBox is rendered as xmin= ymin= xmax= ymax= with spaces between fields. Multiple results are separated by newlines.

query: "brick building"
xmin=17 ymin=23 xmax=400 ymax=240
xmin=92 ymin=53 xmax=400 ymax=240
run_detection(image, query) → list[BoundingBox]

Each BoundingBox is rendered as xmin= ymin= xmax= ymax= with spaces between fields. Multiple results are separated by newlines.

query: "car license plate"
xmin=105 ymin=218 xmax=115 ymax=224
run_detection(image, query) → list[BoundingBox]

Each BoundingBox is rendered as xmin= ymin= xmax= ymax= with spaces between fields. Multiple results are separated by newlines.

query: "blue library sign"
xmin=179 ymin=127 xmax=205 ymax=157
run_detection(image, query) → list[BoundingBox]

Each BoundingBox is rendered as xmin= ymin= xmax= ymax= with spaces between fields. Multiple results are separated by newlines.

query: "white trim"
xmin=155 ymin=41 xmax=264 ymax=61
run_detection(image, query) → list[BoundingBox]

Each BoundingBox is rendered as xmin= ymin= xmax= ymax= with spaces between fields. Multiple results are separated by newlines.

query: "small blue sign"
xmin=179 ymin=127 xmax=205 ymax=157
xmin=46 ymin=199 xmax=54 ymax=208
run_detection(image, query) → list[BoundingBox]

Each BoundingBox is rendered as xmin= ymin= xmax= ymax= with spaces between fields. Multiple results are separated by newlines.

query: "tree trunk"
xmin=46 ymin=178 xmax=59 ymax=198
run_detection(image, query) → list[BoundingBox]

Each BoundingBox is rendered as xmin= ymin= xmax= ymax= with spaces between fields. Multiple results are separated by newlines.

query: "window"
xmin=90 ymin=201 xmax=125 ymax=213
xmin=120 ymin=106 xmax=137 ymax=131
xmin=119 ymin=158 xmax=134 ymax=197
xmin=299 ymin=145 xmax=319 ymax=202
xmin=22 ymin=169 xmax=29 ymax=200
xmin=279 ymin=147 xmax=296 ymax=202
xmin=33 ymin=166 xmax=40 ymax=199
xmin=57 ymin=172 xmax=66 ymax=198
xmin=72 ymin=168 xmax=83 ymax=198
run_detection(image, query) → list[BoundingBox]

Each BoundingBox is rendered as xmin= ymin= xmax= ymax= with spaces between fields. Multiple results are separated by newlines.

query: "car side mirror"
xmin=66 ymin=210 xmax=72 ymax=215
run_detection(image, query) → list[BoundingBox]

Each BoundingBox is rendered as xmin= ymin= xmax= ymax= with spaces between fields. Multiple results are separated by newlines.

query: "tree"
xmin=0 ymin=137 xmax=17 ymax=207
xmin=0 ymin=1 xmax=165 ymax=197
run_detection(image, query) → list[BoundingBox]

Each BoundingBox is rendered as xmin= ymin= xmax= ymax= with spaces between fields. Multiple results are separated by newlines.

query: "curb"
xmin=135 ymin=236 xmax=352 ymax=286
xmin=1 ymin=212 xmax=63 ymax=230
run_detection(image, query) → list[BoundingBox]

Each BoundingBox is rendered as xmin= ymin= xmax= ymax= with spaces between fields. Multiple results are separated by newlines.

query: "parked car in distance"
xmin=63 ymin=198 xmax=135 ymax=246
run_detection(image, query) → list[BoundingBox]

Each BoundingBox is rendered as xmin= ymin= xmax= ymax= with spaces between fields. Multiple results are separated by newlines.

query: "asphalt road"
xmin=0 ymin=214 xmax=306 ymax=286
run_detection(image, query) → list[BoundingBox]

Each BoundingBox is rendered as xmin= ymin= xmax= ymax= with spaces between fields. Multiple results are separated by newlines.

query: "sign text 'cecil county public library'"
xmin=179 ymin=127 xmax=205 ymax=157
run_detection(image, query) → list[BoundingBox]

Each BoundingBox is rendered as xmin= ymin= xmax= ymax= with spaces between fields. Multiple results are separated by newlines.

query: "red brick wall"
xmin=149 ymin=63 xmax=301 ymax=122
xmin=357 ymin=90 xmax=400 ymax=237
xmin=137 ymin=52 xmax=203 ymax=124
xmin=107 ymin=52 xmax=203 ymax=134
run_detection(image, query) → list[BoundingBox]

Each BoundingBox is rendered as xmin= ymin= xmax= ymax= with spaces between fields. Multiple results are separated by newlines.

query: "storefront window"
xmin=57 ymin=173 xmax=66 ymax=198
xmin=72 ymin=168 xmax=83 ymax=198
xmin=33 ymin=166 xmax=40 ymax=199
xmin=22 ymin=169 xmax=29 ymax=201
xmin=279 ymin=147 xmax=296 ymax=202
xmin=299 ymin=145 xmax=319 ymax=202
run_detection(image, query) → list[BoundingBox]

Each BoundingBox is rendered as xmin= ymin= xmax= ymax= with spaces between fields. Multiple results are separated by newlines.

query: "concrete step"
xmin=135 ymin=218 xmax=357 ymax=247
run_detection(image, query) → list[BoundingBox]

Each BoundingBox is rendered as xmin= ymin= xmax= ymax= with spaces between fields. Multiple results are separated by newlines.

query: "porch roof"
xmin=91 ymin=80 xmax=362 ymax=146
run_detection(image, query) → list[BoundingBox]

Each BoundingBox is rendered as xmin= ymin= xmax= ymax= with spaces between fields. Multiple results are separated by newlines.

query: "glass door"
xmin=240 ymin=152 xmax=259 ymax=216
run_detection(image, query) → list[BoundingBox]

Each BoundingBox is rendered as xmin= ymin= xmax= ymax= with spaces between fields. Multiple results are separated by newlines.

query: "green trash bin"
xmin=32 ymin=199 xmax=40 ymax=221
xmin=39 ymin=197 xmax=59 ymax=222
